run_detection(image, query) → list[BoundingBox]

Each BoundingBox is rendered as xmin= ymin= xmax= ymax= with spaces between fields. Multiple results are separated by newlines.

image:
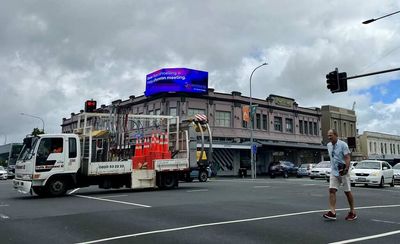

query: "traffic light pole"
xmin=346 ymin=67 xmax=400 ymax=80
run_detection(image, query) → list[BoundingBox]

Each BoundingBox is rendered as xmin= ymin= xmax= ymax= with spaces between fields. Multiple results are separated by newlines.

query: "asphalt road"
xmin=1 ymin=177 xmax=400 ymax=244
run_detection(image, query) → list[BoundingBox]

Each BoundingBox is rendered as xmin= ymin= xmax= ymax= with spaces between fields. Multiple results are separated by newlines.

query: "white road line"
xmin=99 ymin=195 xmax=128 ymax=199
xmin=302 ymin=184 xmax=316 ymax=186
xmin=372 ymin=219 xmax=400 ymax=225
xmin=68 ymin=188 xmax=80 ymax=195
xmin=0 ymin=204 xmax=9 ymax=207
xmin=75 ymin=204 xmax=400 ymax=244
xmin=253 ymin=186 xmax=271 ymax=188
xmin=186 ymin=189 xmax=209 ymax=192
xmin=74 ymin=194 xmax=151 ymax=208
xmin=329 ymin=229 xmax=400 ymax=244
xmin=0 ymin=213 xmax=10 ymax=219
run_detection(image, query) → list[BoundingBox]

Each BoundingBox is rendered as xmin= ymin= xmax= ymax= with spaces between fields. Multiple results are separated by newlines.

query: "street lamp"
xmin=249 ymin=62 xmax=268 ymax=179
xmin=20 ymin=113 xmax=45 ymax=132
xmin=362 ymin=10 xmax=400 ymax=24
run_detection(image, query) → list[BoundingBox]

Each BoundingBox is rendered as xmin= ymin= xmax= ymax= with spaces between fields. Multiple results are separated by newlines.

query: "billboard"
xmin=145 ymin=68 xmax=208 ymax=97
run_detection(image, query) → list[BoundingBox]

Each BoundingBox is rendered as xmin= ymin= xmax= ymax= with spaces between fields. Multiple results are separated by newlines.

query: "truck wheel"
xmin=198 ymin=171 xmax=208 ymax=182
xmin=160 ymin=173 xmax=176 ymax=190
xmin=32 ymin=187 xmax=49 ymax=197
xmin=47 ymin=178 xmax=68 ymax=196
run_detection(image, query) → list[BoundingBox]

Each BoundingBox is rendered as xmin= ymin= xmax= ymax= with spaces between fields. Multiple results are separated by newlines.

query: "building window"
xmin=169 ymin=107 xmax=177 ymax=124
xmin=188 ymin=108 xmax=205 ymax=116
xmin=333 ymin=121 xmax=337 ymax=130
xmin=256 ymin=114 xmax=261 ymax=129
xmin=369 ymin=142 xmax=372 ymax=153
xmin=385 ymin=143 xmax=387 ymax=154
xmin=215 ymin=111 xmax=231 ymax=127
xmin=274 ymin=117 xmax=282 ymax=132
xmin=398 ymin=144 xmax=400 ymax=154
xmin=285 ymin=118 xmax=293 ymax=133
xmin=242 ymin=120 xmax=248 ymax=128
xmin=309 ymin=122 xmax=313 ymax=135
xmin=262 ymin=115 xmax=267 ymax=130
xmin=304 ymin=120 xmax=308 ymax=134
xmin=374 ymin=142 xmax=377 ymax=153
xmin=313 ymin=122 xmax=318 ymax=135
xmin=299 ymin=120 xmax=303 ymax=134
xmin=343 ymin=122 xmax=347 ymax=137
xmin=381 ymin=143 xmax=384 ymax=154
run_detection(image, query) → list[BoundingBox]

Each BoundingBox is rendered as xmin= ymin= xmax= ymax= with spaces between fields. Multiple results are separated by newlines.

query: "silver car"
xmin=393 ymin=163 xmax=400 ymax=185
xmin=310 ymin=161 xmax=331 ymax=179
xmin=0 ymin=166 xmax=8 ymax=180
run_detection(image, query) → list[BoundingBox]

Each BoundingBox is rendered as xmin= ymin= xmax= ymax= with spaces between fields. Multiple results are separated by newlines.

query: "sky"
xmin=1 ymin=0 xmax=400 ymax=144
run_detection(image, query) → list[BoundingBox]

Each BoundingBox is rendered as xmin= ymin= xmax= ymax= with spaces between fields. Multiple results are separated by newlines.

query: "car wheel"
xmin=310 ymin=176 xmax=314 ymax=179
xmin=351 ymin=183 xmax=355 ymax=187
xmin=198 ymin=170 xmax=208 ymax=182
xmin=379 ymin=177 xmax=384 ymax=188
xmin=390 ymin=177 xmax=395 ymax=187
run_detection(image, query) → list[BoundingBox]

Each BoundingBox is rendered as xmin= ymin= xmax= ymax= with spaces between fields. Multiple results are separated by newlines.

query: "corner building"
xmin=62 ymin=89 xmax=326 ymax=176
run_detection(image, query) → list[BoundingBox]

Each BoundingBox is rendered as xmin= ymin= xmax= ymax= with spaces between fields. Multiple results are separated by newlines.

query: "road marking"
xmin=186 ymin=189 xmax=208 ymax=192
xmin=0 ymin=204 xmax=9 ymax=207
xmin=99 ymin=195 xmax=128 ymax=199
xmin=329 ymin=229 xmax=400 ymax=244
xmin=76 ymin=204 xmax=400 ymax=244
xmin=74 ymin=194 xmax=151 ymax=208
xmin=0 ymin=214 xmax=10 ymax=219
xmin=253 ymin=186 xmax=271 ymax=188
xmin=303 ymin=184 xmax=316 ymax=186
xmin=372 ymin=219 xmax=400 ymax=225
xmin=68 ymin=188 xmax=80 ymax=195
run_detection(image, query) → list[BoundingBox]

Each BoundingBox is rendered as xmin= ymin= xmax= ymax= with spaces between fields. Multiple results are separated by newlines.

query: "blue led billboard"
xmin=145 ymin=68 xmax=208 ymax=97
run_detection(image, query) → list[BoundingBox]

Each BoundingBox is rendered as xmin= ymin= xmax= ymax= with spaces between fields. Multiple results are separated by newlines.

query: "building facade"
xmin=62 ymin=89 xmax=327 ymax=176
xmin=358 ymin=131 xmax=400 ymax=164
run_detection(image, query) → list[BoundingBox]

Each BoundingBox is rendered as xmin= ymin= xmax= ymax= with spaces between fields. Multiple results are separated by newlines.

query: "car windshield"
xmin=393 ymin=163 xmax=400 ymax=169
xmin=300 ymin=164 xmax=308 ymax=168
xmin=316 ymin=162 xmax=330 ymax=168
xmin=356 ymin=161 xmax=381 ymax=170
xmin=0 ymin=166 xmax=4 ymax=171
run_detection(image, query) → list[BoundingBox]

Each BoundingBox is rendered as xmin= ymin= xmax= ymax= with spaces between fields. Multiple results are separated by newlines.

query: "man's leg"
xmin=329 ymin=188 xmax=337 ymax=213
xmin=344 ymin=191 xmax=355 ymax=213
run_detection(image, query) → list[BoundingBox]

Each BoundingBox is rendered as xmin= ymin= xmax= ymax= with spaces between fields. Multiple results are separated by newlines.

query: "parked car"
xmin=188 ymin=166 xmax=212 ymax=182
xmin=297 ymin=163 xmax=316 ymax=177
xmin=0 ymin=166 xmax=8 ymax=180
xmin=269 ymin=161 xmax=298 ymax=178
xmin=393 ymin=163 xmax=400 ymax=185
xmin=310 ymin=161 xmax=331 ymax=179
xmin=350 ymin=160 xmax=394 ymax=187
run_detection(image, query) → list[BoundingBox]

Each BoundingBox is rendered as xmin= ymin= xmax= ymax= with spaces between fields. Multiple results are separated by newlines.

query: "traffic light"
xmin=84 ymin=100 xmax=97 ymax=112
xmin=326 ymin=68 xmax=348 ymax=93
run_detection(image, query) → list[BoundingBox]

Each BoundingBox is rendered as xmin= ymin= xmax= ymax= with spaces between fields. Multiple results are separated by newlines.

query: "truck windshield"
xmin=18 ymin=137 xmax=38 ymax=161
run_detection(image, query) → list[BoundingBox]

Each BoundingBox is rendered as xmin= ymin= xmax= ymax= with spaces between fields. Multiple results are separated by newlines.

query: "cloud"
xmin=1 ymin=0 xmax=400 ymax=143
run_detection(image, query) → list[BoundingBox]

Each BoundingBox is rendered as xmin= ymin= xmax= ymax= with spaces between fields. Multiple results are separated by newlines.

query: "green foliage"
xmin=31 ymin=128 xmax=45 ymax=136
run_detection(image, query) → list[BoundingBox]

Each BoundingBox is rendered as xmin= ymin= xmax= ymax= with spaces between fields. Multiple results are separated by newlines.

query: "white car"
xmin=350 ymin=160 xmax=394 ymax=187
xmin=310 ymin=161 xmax=331 ymax=179
xmin=0 ymin=166 xmax=8 ymax=180
xmin=393 ymin=163 xmax=400 ymax=185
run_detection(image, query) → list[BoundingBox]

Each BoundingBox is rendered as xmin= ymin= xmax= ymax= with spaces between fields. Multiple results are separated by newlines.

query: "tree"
xmin=31 ymin=128 xmax=44 ymax=136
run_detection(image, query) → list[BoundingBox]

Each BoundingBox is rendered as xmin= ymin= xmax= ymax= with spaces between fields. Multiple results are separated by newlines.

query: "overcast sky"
xmin=1 ymin=0 xmax=400 ymax=144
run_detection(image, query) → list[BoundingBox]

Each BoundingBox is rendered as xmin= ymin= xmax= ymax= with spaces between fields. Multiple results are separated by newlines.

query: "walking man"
xmin=323 ymin=129 xmax=357 ymax=221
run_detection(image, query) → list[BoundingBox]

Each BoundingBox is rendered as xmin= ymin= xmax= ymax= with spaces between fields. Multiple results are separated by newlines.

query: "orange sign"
xmin=243 ymin=106 xmax=250 ymax=122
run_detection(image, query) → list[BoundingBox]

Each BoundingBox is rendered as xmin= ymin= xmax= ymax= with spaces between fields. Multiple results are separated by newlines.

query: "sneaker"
xmin=345 ymin=212 xmax=357 ymax=221
xmin=323 ymin=211 xmax=337 ymax=220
